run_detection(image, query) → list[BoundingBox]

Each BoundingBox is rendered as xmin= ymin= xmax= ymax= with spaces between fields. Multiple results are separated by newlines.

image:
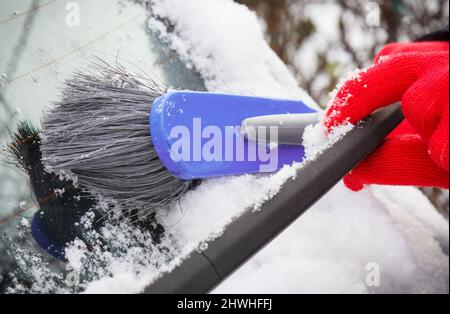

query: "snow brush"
xmin=40 ymin=61 xmax=318 ymax=216
xmin=3 ymin=61 xmax=317 ymax=261
xmin=4 ymin=60 xmax=404 ymax=287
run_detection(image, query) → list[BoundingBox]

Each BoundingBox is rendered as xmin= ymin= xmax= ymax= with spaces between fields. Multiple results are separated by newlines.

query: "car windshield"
xmin=1 ymin=0 xmax=448 ymax=295
xmin=0 ymin=0 xmax=204 ymax=221
xmin=0 ymin=0 xmax=204 ymax=292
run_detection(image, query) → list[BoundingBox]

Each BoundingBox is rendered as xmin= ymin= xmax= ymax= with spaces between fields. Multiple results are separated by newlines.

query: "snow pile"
xmin=215 ymin=184 xmax=449 ymax=293
xmin=302 ymin=115 xmax=354 ymax=160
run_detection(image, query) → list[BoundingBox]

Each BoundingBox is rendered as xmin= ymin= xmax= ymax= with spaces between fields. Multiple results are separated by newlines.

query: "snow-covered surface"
xmin=146 ymin=0 xmax=448 ymax=294
xmin=215 ymin=184 xmax=449 ymax=293
xmin=3 ymin=0 xmax=448 ymax=293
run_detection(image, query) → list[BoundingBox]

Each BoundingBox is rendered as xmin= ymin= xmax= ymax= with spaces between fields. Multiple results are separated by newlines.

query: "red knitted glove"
xmin=325 ymin=41 xmax=449 ymax=191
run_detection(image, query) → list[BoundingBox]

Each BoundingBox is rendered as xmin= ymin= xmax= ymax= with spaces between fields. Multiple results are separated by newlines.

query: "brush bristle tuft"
xmin=41 ymin=60 xmax=198 ymax=219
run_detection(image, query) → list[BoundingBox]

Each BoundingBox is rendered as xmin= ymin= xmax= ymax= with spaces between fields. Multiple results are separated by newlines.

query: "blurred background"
xmin=235 ymin=0 xmax=449 ymax=214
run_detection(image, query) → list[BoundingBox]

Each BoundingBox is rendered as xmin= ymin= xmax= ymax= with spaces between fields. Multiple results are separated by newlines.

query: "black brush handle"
xmin=144 ymin=103 xmax=404 ymax=294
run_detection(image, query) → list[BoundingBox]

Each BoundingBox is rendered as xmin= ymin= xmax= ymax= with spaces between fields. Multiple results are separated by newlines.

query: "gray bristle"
xmin=41 ymin=59 xmax=197 ymax=220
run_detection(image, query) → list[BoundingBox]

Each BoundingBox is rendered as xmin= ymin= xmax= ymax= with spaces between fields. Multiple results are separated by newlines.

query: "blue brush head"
xmin=150 ymin=91 xmax=317 ymax=179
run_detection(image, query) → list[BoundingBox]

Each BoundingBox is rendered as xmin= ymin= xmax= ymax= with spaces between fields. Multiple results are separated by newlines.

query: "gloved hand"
xmin=324 ymin=41 xmax=449 ymax=191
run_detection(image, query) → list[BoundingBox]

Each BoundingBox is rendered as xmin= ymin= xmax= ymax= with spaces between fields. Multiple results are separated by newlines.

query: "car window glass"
xmin=0 ymin=0 xmax=204 ymax=230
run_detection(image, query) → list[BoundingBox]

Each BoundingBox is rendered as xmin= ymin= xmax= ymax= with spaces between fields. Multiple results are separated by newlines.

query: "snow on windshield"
xmin=2 ymin=0 xmax=448 ymax=294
